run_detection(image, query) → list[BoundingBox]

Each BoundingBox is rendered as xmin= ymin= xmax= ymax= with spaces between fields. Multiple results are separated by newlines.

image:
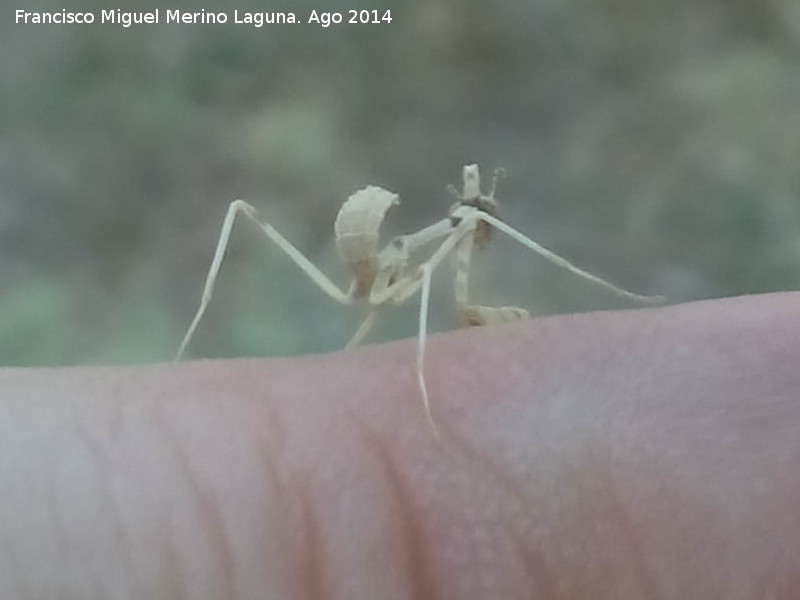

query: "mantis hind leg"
xmin=176 ymin=199 xmax=352 ymax=360
xmin=346 ymin=309 xmax=377 ymax=348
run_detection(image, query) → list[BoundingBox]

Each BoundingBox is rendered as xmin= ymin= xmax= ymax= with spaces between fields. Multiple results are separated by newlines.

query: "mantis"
xmin=176 ymin=165 xmax=660 ymax=437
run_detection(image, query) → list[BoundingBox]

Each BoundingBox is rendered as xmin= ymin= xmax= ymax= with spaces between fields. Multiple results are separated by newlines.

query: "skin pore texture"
xmin=0 ymin=292 xmax=799 ymax=599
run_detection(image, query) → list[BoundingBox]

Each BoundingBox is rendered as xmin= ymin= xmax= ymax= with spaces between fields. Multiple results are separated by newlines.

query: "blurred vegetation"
xmin=2 ymin=0 xmax=800 ymax=366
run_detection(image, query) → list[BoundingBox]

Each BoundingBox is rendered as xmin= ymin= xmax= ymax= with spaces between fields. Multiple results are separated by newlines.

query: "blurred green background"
xmin=2 ymin=0 xmax=800 ymax=366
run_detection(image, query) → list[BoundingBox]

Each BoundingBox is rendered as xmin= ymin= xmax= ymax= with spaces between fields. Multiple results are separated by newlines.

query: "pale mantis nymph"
xmin=176 ymin=165 xmax=660 ymax=436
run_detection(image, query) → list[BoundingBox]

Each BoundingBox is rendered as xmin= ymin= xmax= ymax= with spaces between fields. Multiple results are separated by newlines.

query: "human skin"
xmin=0 ymin=292 xmax=799 ymax=599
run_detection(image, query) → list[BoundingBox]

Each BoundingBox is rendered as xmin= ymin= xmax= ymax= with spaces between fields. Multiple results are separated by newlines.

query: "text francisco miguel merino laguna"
xmin=15 ymin=9 xmax=303 ymax=27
